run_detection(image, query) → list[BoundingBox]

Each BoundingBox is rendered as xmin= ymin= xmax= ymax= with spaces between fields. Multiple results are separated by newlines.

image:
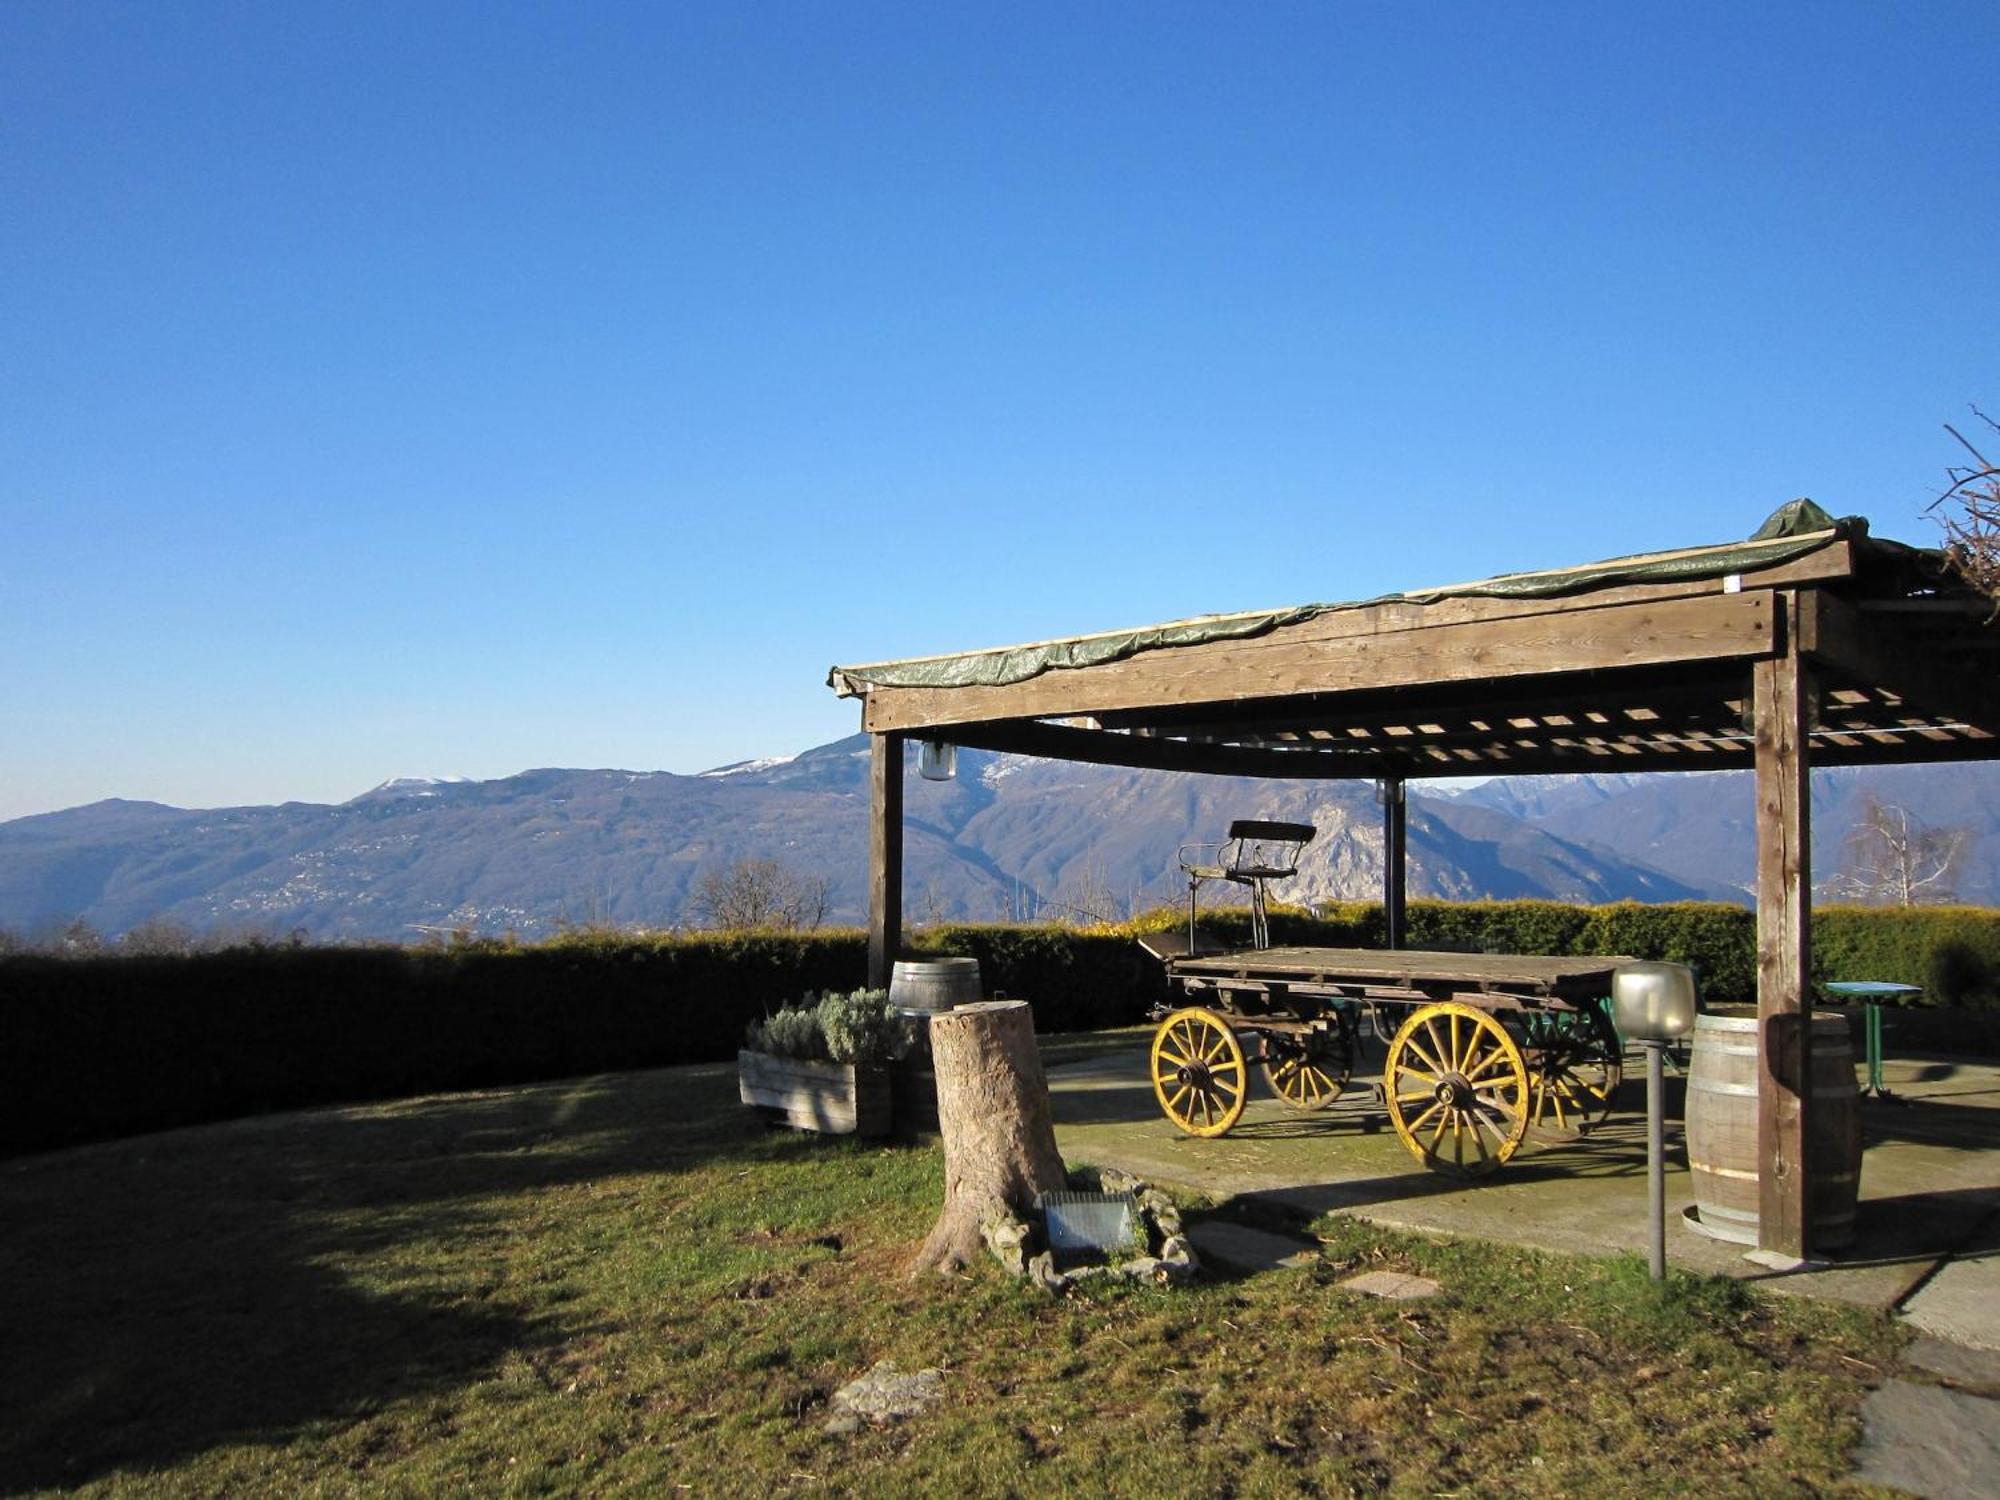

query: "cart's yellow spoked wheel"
xmin=1522 ymin=1008 xmax=1623 ymax=1137
xmin=1261 ymin=1019 xmax=1354 ymax=1111
xmin=1150 ymin=1007 xmax=1249 ymax=1138
xmin=1384 ymin=1001 xmax=1530 ymax=1176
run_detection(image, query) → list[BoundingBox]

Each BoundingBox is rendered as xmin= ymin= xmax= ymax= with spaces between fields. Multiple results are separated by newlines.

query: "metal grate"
xmin=1038 ymin=1190 xmax=1142 ymax=1265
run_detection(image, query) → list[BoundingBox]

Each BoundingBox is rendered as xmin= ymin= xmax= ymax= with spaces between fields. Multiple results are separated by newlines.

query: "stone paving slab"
xmin=1339 ymin=1270 xmax=1441 ymax=1301
xmin=1046 ymin=1040 xmax=2000 ymax=1327
xmin=1906 ymin=1335 xmax=2000 ymax=1393
xmin=1853 ymin=1379 xmax=2000 ymax=1500
xmin=1183 ymin=1219 xmax=1319 ymax=1275
xmin=1902 ymin=1208 xmax=2000 ymax=1352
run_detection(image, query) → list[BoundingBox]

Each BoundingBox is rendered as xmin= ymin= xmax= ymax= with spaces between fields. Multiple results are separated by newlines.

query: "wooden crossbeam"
xmin=936 ymin=719 xmax=1393 ymax=778
xmin=925 ymin=699 xmax=1992 ymax=780
xmin=1096 ymin=663 xmax=1752 ymax=743
xmin=862 ymin=592 xmax=1779 ymax=734
xmin=1216 ymin=708 xmax=1748 ymax=759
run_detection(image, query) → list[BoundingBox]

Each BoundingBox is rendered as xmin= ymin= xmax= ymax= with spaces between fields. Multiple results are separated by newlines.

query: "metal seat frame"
xmin=1177 ymin=819 xmax=1315 ymax=952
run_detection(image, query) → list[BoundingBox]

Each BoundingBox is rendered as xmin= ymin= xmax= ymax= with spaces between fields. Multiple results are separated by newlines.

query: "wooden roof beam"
xmin=934 ymin=719 xmax=1393 ymax=779
xmin=1803 ymin=593 xmax=2000 ymax=739
xmin=1092 ymin=665 xmax=1751 ymax=742
xmin=860 ymin=592 xmax=1779 ymax=734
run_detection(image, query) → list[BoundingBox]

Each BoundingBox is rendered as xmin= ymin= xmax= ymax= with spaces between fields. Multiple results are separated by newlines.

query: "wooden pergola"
xmin=829 ymin=507 xmax=1997 ymax=1258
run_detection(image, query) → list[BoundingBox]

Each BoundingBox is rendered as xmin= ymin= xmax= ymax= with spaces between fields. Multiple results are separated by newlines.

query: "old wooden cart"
xmin=1142 ymin=940 xmax=1630 ymax=1177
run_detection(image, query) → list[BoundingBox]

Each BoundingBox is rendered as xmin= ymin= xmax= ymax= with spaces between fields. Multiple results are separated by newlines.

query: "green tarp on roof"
xmin=827 ymin=503 xmax=1893 ymax=697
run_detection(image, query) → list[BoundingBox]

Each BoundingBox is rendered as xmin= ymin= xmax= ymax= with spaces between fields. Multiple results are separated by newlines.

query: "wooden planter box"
xmin=737 ymin=1051 xmax=892 ymax=1137
xmin=892 ymin=1059 xmax=940 ymax=1135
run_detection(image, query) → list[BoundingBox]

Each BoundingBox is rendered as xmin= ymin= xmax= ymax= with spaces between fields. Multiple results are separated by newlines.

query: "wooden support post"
xmin=1753 ymin=595 xmax=1813 ymax=1260
xmin=1382 ymin=776 xmax=1407 ymax=950
xmin=868 ymin=733 xmax=903 ymax=990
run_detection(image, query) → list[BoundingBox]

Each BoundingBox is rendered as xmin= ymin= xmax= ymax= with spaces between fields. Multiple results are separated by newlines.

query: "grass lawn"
xmin=1 ymin=1042 xmax=1899 ymax=1497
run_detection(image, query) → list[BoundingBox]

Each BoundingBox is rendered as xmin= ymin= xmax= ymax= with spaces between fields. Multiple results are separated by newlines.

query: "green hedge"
xmin=0 ymin=933 xmax=869 ymax=1158
xmin=1813 ymin=906 xmax=2000 ymax=1005
xmin=5 ymin=903 xmax=1996 ymax=1156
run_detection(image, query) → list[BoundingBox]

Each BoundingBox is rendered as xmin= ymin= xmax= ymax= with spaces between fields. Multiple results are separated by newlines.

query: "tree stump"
xmin=908 ymin=1000 xmax=1067 ymax=1277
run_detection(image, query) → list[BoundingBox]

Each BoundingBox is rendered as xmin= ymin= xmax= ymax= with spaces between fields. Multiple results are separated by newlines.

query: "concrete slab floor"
xmin=1045 ymin=1038 xmax=2000 ymax=1324
xmin=1852 ymin=1380 xmax=2000 ymax=1500
xmin=1903 ymin=1220 xmax=2000 ymax=1352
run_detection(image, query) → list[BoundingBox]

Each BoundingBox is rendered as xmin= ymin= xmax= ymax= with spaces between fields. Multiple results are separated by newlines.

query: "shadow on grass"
xmin=0 ymin=1064 xmax=775 ymax=1493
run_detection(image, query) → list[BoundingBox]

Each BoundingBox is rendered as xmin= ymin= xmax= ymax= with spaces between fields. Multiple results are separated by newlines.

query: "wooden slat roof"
xmin=829 ymin=511 xmax=1998 ymax=779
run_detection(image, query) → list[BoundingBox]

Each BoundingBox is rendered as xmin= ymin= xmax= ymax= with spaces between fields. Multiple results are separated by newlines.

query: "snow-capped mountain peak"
xmin=698 ymin=754 xmax=799 ymax=779
xmin=355 ymin=775 xmax=475 ymax=801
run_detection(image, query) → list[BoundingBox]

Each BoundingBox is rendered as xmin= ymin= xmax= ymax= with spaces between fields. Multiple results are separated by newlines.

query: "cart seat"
xmin=1176 ymin=820 xmax=1316 ymax=952
xmin=1177 ymin=821 xmax=1316 ymax=885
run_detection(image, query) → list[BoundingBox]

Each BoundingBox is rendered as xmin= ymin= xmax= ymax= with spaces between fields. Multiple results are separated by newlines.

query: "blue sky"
xmin=3 ymin=2 xmax=1995 ymax=820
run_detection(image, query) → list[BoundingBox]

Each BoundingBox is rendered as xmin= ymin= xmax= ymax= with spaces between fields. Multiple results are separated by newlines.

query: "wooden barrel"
xmin=887 ymin=960 xmax=979 ymax=1133
xmin=889 ymin=957 xmax=982 ymax=1015
xmin=1685 ymin=1008 xmax=1862 ymax=1248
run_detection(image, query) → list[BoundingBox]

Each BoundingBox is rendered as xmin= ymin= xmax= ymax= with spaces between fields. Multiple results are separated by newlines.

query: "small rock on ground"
xmin=1339 ymin=1270 xmax=1441 ymax=1301
xmin=1853 ymin=1378 xmax=2000 ymax=1500
xmin=825 ymin=1362 xmax=945 ymax=1434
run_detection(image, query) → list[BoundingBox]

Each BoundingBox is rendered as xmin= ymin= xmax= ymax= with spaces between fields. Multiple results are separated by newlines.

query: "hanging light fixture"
xmin=917 ymin=739 xmax=957 ymax=782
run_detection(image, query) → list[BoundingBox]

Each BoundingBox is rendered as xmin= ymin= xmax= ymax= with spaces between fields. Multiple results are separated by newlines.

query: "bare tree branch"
xmin=1926 ymin=406 xmax=2000 ymax=610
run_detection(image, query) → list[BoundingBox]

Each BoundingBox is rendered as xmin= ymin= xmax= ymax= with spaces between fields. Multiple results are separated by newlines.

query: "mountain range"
xmin=0 ymin=737 xmax=1993 ymax=942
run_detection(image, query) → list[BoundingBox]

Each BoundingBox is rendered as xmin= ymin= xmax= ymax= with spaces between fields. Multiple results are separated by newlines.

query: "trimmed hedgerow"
xmin=1813 ymin=905 xmax=2000 ymax=1006
xmin=4 ymin=902 xmax=1997 ymax=1156
xmin=0 ymin=932 xmax=871 ymax=1158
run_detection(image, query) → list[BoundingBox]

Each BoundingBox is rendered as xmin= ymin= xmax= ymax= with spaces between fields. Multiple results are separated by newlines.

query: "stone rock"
xmin=825 ymin=1362 xmax=946 ymax=1432
xmin=1158 ymin=1233 xmax=1198 ymax=1272
xmin=981 ymin=1212 xmax=1031 ymax=1276
xmin=1140 ymin=1189 xmax=1184 ymax=1238
xmin=1138 ymin=1251 xmax=1197 ymax=1286
xmin=1096 ymin=1167 xmax=1144 ymax=1195
xmin=1027 ymin=1251 xmax=1069 ymax=1295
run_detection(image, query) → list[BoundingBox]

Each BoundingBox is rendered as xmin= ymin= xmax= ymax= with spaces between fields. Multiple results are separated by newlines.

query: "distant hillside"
xmin=0 ymin=740 xmax=1991 ymax=941
xmin=1442 ymin=765 xmax=2000 ymax=904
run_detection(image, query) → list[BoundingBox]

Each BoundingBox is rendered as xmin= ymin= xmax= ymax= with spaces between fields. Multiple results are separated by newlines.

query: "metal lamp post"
xmin=1611 ymin=962 xmax=1700 ymax=1281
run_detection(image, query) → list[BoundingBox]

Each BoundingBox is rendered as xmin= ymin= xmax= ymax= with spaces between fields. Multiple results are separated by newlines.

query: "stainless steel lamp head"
xmin=917 ymin=739 xmax=957 ymax=781
xmin=1611 ymin=961 xmax=1699 ymax=1041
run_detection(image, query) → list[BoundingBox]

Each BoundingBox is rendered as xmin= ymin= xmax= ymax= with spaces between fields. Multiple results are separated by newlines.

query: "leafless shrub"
xmin=1040 ymin=860 xmax=1125 ymax=927
xmin=117 ymin=918 xmax=202 ymax=956
xmin=689 ymin=858 xmax=833 ymax=931
xmin=1823 ymin=793 xmax=1973 ymax=907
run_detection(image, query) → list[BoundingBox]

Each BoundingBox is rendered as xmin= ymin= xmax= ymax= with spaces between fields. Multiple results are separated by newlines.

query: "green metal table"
xmin=1821 ymin=980 xmax=1922 ymax=1098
